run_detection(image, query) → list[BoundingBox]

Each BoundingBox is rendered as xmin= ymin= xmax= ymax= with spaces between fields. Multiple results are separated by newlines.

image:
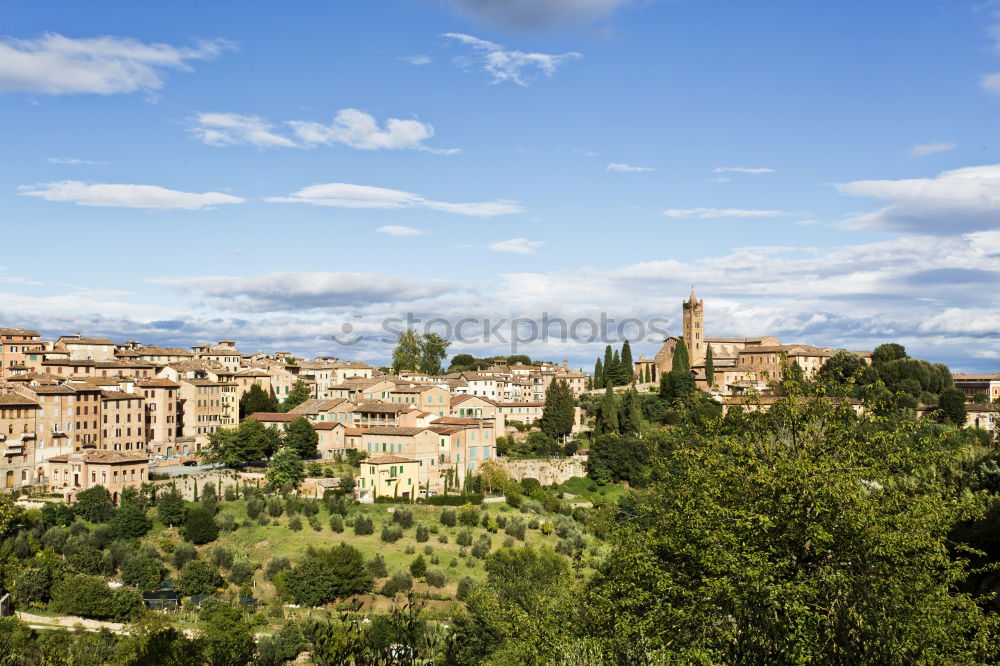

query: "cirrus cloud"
xmin=662 ymin=207 xmax=785 ymax=218
xmin=18 ymin=180 xmax=244 ymax=210
xmin=489 ymin=238 xmax=544 ymax=254
xmin=443 ymin=33 xmax=580 ymax=86
xmin=0 ymin=33 xmax=234 ymax=95
xmin=266 ymin=182 xmax=522 ymax=218
xmin=607 ymin=162 xmax=654 ymax=172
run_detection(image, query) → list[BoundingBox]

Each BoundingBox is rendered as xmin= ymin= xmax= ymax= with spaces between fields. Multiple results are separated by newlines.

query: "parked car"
xmin=181 ymin=460 xmax=198 ymax=467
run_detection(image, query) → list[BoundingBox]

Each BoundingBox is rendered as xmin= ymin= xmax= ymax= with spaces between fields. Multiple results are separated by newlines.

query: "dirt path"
xmin=16 ymin=611 xmax=126 ymax=633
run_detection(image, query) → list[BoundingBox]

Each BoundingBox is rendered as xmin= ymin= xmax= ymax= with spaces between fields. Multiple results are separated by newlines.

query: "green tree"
xmin=620 ymin=387 xmax=643 ymax=436
xmin=199 ymin=600 xmax=257 ymax=666
xmin=419 ymin=332 xmax=451 ymax=375
xmin=282 ymin=380 xmax=312 ymax=411
xmin=109 ymin=502 xmax=151 ymax=540
xmin=41 ymin=501 xmax=74 ymax=527
xmin=176 ymin=559 xmax=224 ymax=596
xmin=595 ymin=384 xmax=619 ymax=435
xmin=182 ymin=504 xmax=219 ymax=545
xmin=281 ymin=544 xmax=371 ymax=606
xmin=203 ymin=427 xmax=241 ymax=468
xmin=539 ymin=379 xmax=575 ymax=440
xmin=938 ymin=387 xmax=968 ymax=425
xmin=74 ymin=486 xmax=115 ymax=523
xmin=284 ymin=416 xmax=319 ymax=458
xmin=584 ymin=399 xmax=1000 ymax=662
xmin=156 ymin=485 xmax=186 ymax=527
xmin=593 ymin=357 xmax=604 ymax=391
xmin=818 ymin=350 xmax=870 ymax=385
xmin=611 ymin=349 xmax=623 ymax=386
xmin=671 ymin=337 xmax=690 ymax=374
xmin=266 ymin=446 xmax=305 ymax=490
xmin=392 ymin=329 xmax=423 ymax=373
xmin=621 ymin=340 xmax=635 ymax=384
xmin=51 ymin=574 xmax=114 ymax=619
xmin=0 ymin=495 xmax=22 ymax=538
xmin=409 ymin=554 xmax=427 ymax=579
xmin=705 ymin=343 xmax=714 ymax=388
xmin=115 ymin=614 xmax=203 ymax=665
xmin=238 ymin=382 xmax=277 ymax=419
xmin=237 ymin=417 xmax=283 ymax=460
xmin=603 ymin=345 xmax=614 ymax=388
xmin=872 ymin=342 xmax=907 ymax=366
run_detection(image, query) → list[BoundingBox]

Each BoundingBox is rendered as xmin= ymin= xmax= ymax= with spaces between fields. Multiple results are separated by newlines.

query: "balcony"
xmin=21 ymin=431 xmax=35 ymax=440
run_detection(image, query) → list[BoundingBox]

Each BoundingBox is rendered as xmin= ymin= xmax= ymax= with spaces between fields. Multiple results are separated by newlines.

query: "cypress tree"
xmin=621 ymin=341 xmax=635 ymax=384
xmin=594 ymin=358 xmax=604 ymax=390
xmin=603 ymin=346 xmax=614 ymax=388
xmin=705 ymin=344 xmax=715 ymax=388
xmin=621 ymin=388 xmax=642 ymax=436
xmin=598 ymin=384 xmax=619 ymax=435
xmin=672 ymin=338 xmax=690 ymax=374
xmin=645 ymin=365 xmax=653 ymax=384
xmin=612 ymin=350 xmax=622 ymax=386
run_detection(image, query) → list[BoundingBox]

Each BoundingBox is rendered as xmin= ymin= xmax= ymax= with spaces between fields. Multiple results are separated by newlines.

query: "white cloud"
xmin=443 ymin=33 xmax=580 ymax=86
xmin=444 ymin=0 xmax=634 ymax=29
xmin=706 ymin=177 xmax=731 ymax=183
xmin=982 ymin=72 xmax=1000 ymax=94
xmin=190 ymin=108 xmax=457 ymax=153
xmin=572 ymin=148 xmax=597 ymax=157
xmin=835 ymin=164 xmax=1000 ymax=234
xmin=46 ymin=157 xmax=109 ymax=165
xmin=156 ymin=271 xmax=460 ymax=311
xmin=401 ymin=54 xmax=432 ymax=66
xmin=662 ymin=207 xmax=784 ymax=218
xmin=190 ymin=112 xmax=297 ymax=148
xmin=266 ymin=183 xmax=522 ymax=218
xmin=909 ymin=142 xmax=956 ymax=157
xmin=289 ymin=108 xmax=456 ymax=153
xmin=19 ymin=180 xmax=244 ymax=210
xmin=607 ymin=162 xmax=654 ymax=172
xmin=489 ymin=238 xmax=544 ymax=254
xmin=0 ymin=33 xmax=233 ymax=95
xmin=377 ymin=225 xmax=427 ymax=237
xmin=713 ymin=166 xmax=777 ymax=175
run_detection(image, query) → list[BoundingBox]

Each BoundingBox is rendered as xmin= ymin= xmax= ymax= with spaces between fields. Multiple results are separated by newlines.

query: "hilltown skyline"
xmin=3 ymin=1 xmax=999 ymax=372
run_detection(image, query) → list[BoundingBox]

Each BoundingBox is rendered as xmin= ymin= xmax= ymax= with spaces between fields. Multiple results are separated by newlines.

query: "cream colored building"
xmin=358 ymin=455 xmax=420 ymax=501
xmin=46 ymin=450 xmax=149 ymax=504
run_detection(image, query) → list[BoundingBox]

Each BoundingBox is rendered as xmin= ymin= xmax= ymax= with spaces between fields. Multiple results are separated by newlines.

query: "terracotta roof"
xmin=288 ymin=398 xmax=350 ymax=414
xmin=58 ymin=336 xmax=115 ymax=345
xmin=430 ymin=426 xmax=463 ymax=435
xmin=136 ymin=378 xmax=181 ymax=388
xmin=0 ymin=392 xmax=39 ymax=406
xmin=362 ymin=426 xmax=428 ymax=436
xmin=0 ymin=327 xmax=40 ymax=336
xmin=953 ymin=374 xmax=1000 ymax=381
xmin=366 ymin=455 xmax=418 ymax=465
xmin=48 ymin=451 xmax=149 ymax=464
xmin=29 ymin=384 xmax=76 ymax=395
xmin=249 ymin=412 xmax=295 ymax=422
xmin=101 ymin=390 xmax=140 ymax=401
xmin=967 ymin=403 xmax=1000 ymax=412
xmin=313 ymin=422 xmax=345 ymax=430
xmin=354 ymin=401 xmax=408 ymax=413
xmin=452 ymin=394 xmax=497 ymax=406
xmin=344 ymin=427 xmax=363 ymax=436
xmin=432 ymin=416 xmax=484 ymax=425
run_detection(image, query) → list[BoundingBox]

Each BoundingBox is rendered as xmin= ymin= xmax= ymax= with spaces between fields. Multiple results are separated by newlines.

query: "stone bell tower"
xmin=682 ymin=288 xmax=705 ymax=366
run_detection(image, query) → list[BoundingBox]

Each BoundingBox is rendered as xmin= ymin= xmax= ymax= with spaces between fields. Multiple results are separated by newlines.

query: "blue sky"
xmin=2 ymin=0 xmax=1000 ymax=371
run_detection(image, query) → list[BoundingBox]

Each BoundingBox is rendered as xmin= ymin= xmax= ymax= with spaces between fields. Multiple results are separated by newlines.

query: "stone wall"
xmin=497 ymin=457 xmax=587 ymax=486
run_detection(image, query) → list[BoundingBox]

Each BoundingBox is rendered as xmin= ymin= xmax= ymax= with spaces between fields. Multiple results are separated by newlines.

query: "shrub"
xmin=267 ymin=498 xmax=283 ymax=518
xmin=505 ymin=519 xmax=527 ymax=541
xmin=503 ymin=536 xmax=515 ymax=548
xmin=392 ymin=507 xmax=413 ymax=529
xmin=69 ymin=545 xmax=104 ymax=575
xmin=496 ymin=515 xmax=508 ymax=529
xmin=429 ymin=523 xmax=440 ymax=534
xmin=182 ymin=505 xmax=219 ymax=545
xmin=423 ymin=545 xmax=433 ymax=556
xmin=210 ymin=546 xmax=234 ymax=570
xmin=449 ymin=558 xmax=458 ymax=568
xmin=353 ymin=515 xmax=374 ymax=536
xmin=380 ymin=524 xmax=403 ymax=543
xmin=438 ymin=533 xmax=449 ymax=544
xmin=308 ymin=514 xmax=322 ymax=531
xmin=327 ymin=495 xmax=348 ymax=516
xmin=404 ymin=544 xmax=415 ymax=555
xmin=109 ymin=502 xmax=152 ymax=540
xmin=380 ymin=571 xmax=413 ymax=597
xmin=528 ymin=518 xmax=540 ymax=530
xmin=303 ymin=499 xmax=320 ymax=516
xmin=224 ymin=486 xmax=238 ymax=502
xmin=457 ymin=503 xmax=480 ymax=527
xmin=120 ymin=555 xmax=162 ymax=591
xmin=540 ymin=522 xmax=553 ymax=536
xmin=265 ymin=557 xmax=291 ymax=582
xmin=218 ymin=514 xmax=236 ymax=532
xmin=289 ymin=516 xmax=303 ymax=531
xmin=246 ymin=499 xmax=264 ymax=520
xmin=471 ymin=533 xmax=492 ymax=559
xmin=42 ymin=502 xmax=75 ymax=527
xmin=329 ymin=514 xmax=344 ymax=533
xmin=172 ymin=542 xmax=197 ymax=570
xmin=409 ymin=555 xmax=427 ymax=578
xmin=521 ymin=499 xmax=543 ymax=515
xmin=41 ymin=526 xmax=69 ymax=553
xmin=456 ymin=576 xmax=476 ymax=601
xmin=425 ymin=568 xmax=446 ymax=588
xmin=440 ymin=508 xmax=456 ymax=527
xmin=456 ymin=529 xmax=473 ymax=547
xmin=423 ymin=494 xmax=484 ymax=506
xmin=285 ymin=497 xmax=301 ymax=516
xmin=366 ymin=553 xmax=388 ymax=578
xmin=228 ymin=561 xmax=257 ymax=586
xmin=415 ymin=524 xmax=429 ymax=542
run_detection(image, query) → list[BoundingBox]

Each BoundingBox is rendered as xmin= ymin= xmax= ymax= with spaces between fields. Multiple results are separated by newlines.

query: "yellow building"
xmin=359 ymin=455 xmax=420 ymax=502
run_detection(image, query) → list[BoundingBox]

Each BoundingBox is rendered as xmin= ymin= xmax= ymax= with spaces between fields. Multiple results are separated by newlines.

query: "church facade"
xmin=645 ymin=291 xmax=868 ymax=394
